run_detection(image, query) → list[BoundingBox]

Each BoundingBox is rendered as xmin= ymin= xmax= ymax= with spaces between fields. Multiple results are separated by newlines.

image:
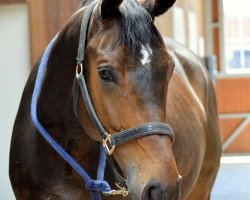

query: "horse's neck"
xmin=35 ymin=25 xmax=100 ymax=180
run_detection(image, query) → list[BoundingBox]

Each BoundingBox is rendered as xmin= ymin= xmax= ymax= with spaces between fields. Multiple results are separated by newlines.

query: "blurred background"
xmin=1 ymin=0 xmax=250 ymax=199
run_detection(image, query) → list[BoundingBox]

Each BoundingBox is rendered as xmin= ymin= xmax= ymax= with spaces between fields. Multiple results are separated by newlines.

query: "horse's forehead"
xmin=92 ymin=35 xmax=169 ymax=75
xmin=89 ymin=20 xmax=169 ymax=71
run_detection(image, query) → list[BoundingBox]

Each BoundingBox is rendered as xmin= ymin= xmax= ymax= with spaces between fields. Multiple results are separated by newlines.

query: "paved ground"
xmin=211 ymin=156 xmax=250 ymax=200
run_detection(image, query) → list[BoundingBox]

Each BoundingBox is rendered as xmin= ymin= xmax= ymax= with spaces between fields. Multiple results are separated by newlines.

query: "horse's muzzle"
xmin=141 ymin=178 xmax=182 ymax=200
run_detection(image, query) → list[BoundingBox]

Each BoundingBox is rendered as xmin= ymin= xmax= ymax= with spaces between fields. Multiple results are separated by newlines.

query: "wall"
xmin=29 ymin=0 xmax=80 ymax=65
xmin=0 ymin=4 xmax=30 ymax=199
xmin=0 ymin=1 xmax=81 ymax=199
xmin=216 ymin=77 xmax=250 ymax=152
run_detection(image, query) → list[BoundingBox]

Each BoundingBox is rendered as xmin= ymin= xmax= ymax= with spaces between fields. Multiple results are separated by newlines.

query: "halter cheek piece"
xmin=31 ymin=1 xmax=174 ymax=199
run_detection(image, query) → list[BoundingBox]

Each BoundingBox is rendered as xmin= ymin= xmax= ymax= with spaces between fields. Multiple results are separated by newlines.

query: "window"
xmin=224 ymin=0 xmax=250 ymax=74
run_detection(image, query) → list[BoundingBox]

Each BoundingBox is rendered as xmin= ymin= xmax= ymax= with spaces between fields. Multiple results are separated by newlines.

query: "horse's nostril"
xmin=142 ymin=180 xmax=167 ymax=200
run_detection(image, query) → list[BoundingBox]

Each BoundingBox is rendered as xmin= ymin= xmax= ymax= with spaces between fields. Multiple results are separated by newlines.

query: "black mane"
xmin=119 ymin=0 xmax=156 ymax=50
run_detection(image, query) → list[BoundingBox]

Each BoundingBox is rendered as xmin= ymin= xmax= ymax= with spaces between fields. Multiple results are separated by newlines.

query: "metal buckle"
xmin=102 ymin=132 xmax=115 ymax=155
xmin=76 ymin=64 xmax=83 ymax=79
xmin=102 ymin=183 xmax=129 ymax=197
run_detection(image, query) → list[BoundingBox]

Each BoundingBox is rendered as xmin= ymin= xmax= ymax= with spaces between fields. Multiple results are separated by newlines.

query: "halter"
xmin=31 ymin=1 xmax=174 ymax=199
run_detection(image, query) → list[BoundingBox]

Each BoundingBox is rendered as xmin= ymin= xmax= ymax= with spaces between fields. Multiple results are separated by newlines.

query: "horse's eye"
xmin=97 ymin=67 xmax=114 ymax=82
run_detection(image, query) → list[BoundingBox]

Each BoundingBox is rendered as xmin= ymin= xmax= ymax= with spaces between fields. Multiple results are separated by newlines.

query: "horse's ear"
xmin=100 ymin=0 xmax=123 ymax=19
xmin=146 ymin=0 xmax=176 ymax=16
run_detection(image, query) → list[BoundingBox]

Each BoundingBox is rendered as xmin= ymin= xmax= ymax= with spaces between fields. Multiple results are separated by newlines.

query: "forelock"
xmin=118 ymin=0 xmax=155 ymax=50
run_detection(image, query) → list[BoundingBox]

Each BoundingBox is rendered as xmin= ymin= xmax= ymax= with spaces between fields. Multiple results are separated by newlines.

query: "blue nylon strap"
xmin=30 ymin=33 xmax=111 ymax=199
xmin=97 ymin=145 xmax=107 ymax=180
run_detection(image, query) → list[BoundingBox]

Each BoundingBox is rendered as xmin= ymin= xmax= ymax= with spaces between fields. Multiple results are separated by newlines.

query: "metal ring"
xmin=103 ymin=132 xmax=116 ymax=155
xmin=76 ymin=64 xmax=83 ymax=79
xmin=102 ymin=183 xmax=129 ymax=197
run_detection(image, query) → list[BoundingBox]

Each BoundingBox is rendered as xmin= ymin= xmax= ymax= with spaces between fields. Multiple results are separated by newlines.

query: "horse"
xmin=9 ymin=0 xmax=221 ymax=199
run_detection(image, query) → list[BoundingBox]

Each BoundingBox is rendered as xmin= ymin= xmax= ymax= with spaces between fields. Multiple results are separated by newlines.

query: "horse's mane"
xmin=119 ymin=0 xmax=155 ymax=50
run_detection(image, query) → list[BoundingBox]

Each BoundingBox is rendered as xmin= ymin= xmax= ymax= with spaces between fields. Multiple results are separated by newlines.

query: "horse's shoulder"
xmin=164 ymin=37 xmax=211 ymax=112
xmin=164 ymin=37 xmax=208 ymax=81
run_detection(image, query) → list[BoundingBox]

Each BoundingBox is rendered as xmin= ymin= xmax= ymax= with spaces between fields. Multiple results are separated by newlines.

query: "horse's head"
xmin=76 ymin=0 xmax=181 ymax=199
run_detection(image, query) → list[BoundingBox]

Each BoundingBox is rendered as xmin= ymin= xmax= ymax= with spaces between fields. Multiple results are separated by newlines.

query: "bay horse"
xmin=9 ymin=0 xmax=221 ymax=199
